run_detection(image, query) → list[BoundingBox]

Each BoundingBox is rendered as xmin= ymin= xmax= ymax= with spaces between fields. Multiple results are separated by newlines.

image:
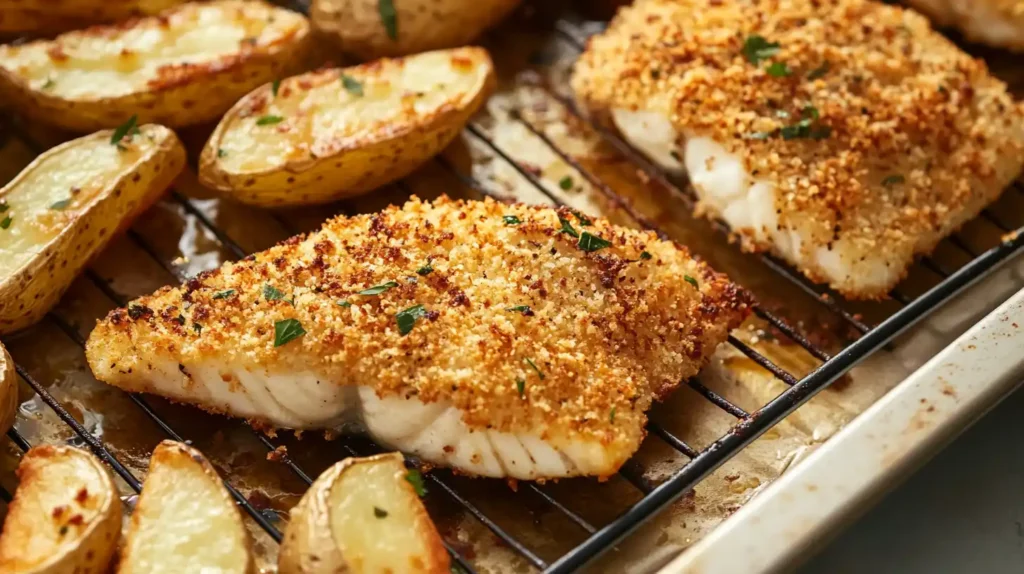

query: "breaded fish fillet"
xmin=907 ymin=0 xmax=1024 ymax=51
xmin=572 ymin=0 xmax=1024 ymax=299
xmin=85 ymin=197 xmax=750 ymax=480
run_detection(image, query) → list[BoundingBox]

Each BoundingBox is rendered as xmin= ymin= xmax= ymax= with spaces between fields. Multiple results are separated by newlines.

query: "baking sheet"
xmin=0 ymin=5 xmax=1022 ymax=573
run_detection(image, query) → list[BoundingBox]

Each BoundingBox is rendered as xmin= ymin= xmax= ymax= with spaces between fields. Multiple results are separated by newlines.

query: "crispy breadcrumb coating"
xmin=572 ymin=0 xmax=1024 ymax=298
xmin=87 ymin=197 xmax=750 ymax=451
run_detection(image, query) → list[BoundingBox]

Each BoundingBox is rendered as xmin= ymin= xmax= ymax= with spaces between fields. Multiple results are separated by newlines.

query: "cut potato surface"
xmin=0 ymin=343 xmax=17 ymax=438
xmin=0 ymin=124 xmax=185 ymax=335
xmin=0 ymin=0 xmax=311 ymax=132
xmin=0 ymin=445 xmax=122 ymax=574
xmin=0 ymin=0 xmax=185 ymax=34
xmin=280 ymin=453 xmax=449 ymax=574
xmin=199 ymin=47 xmax=495 ymax=206
xmin=311 ymin=0 xmax=522 ymax=59
xmin=118 ymin=440 xmax=254 ymax=574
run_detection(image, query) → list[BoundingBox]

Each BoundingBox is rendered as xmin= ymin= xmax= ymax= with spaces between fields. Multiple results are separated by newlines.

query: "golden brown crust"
xmin=573 ymin=0 xmax=1024 ymax=298
xmin=87 ymin=197 xmax=750 ymax=446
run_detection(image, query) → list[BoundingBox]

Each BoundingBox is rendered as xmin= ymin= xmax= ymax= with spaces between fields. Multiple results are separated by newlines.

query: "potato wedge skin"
xmin=0 ymin=445 xmax=122 ymax=574
xmin=0 ymin=0 xmax=185 ymax=34
xmin=311 ymin=0 xmax=521 ymax=59
xmin=0 ymin=1 xmax=312 ymax=132
xmin=0 ymin=343 xmax=17 ymax=438
xmin=118 ymin=440 xmax=255 ymax=574
xmin=0 ymin=126 xmax=185 ymax=335
xmin=279 ymin=453 xmax=449 ymax=574
xmin=199 ymin=47 xmax=496 ymax=207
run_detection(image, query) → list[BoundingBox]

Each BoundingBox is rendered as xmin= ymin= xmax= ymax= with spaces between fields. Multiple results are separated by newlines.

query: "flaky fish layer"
xmin=572 ymin=0 xmax=1024 ymax=299
xmin=85 ymin=197 xmax=749 ymax=478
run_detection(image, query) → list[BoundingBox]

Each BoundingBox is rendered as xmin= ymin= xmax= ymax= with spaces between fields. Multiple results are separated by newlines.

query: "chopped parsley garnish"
xmin=49 ymin=198 xmax=72 ymax=210
xmin=802 ymin=105 xmax=820 ymax=120
xmin=559 ymin=175 xmax=574 ymax=190
xmin=742 ymin=35 xmax=780 ymax=65
xmin=516 ymin=379 xmax=526 ymax=398
xmin=212 ymin=289 xmax=236 ymax=300
xmin=578 ymin=232 xmax=612 ymax=253
xmin=255 ymin=115 xmax=284 ymax=126
xmin=640 ymin=251 xmax=653 ymax=260
xmin=684 ymin=275 xmax=699 ymax=288
xmin=396 ymin=304 xmax=428 ymax=335
xmin=337 ymin=300 xmax=352 ymax=308
xmin=766 ymin=62 xmax=791 ymax=77
xmin=416 ymin=263 xmax=433 ymax=276
xmin=405 ymin=469 xmax=427 ymax=496
xmin=807 ymin=62 xmax=830 ymax=80
xmin=379 ymin=0 xmax=398 ymax=41
xmin=610 ymin=407 xmax=616 ymax=424
xmin=110 ymin=115 xmax=139 ymax=145
xmin=507 ymin=305 xmax=531 ymax=314
xmin=374 ymin=506 xmax=388 ymax=518
xmin=882 ymin=174 xmax=905 ymax=187
xmin=271 ymin=79 xmax=280 ymax=97
xmin=572 ymin=211 xmax=592 ymax=226
xmin=558 ymin=217 xmax=579 ymax=238
xmin=175 ymin=314 xmax=186 ymax=325
xmin=263 ymin=283 xmax=287 ymax=301
xmin=341 ymin=74 xmax=364 ymax=97
xmin=1 ymin=216 xmax=11 ymax=230
xmin=42 ymin=78 xmax=55 ymax=90
xmin=779 ymin=106 xmax=830 ymax=140
xmin=503 ymin=215 xmax=521 ymax=225
xmin=273 ymin=318 xmax=306 ymax=347
xmin=525 ymin=358 xmax=545 ymax=380
xmin=217 ymin=148 xmax=228 ymax=158
xmin=193 ymin=323 xmax=203 ymax=334
xmin=358 ymin=281 xmax=399 ymax=296
xmin=0 ymin=201 xmax=8 ymax=212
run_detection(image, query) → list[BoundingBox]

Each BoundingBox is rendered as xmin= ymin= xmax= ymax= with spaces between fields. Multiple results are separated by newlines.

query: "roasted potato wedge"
xmin=0 ymin=124 xmax=185 ymax=335
xmin=118 ymin=440 xmax=254 ymax=574
xmin=199 ymin=46 xmax=495 ymax=206
xmin=311 ymin=0 xmax=521 ymax=59
xmin=0 ymin=0 xmax=185 ymax=34
xmin=0 ymin=0 xmax=312 ymax=132
xmin=0 ymin=342 xmax=17 ymax=437
xmin=279 ymin=453 xmax=449 ymax=574
xmin=0 ymin=445 xmax=122 ymax=574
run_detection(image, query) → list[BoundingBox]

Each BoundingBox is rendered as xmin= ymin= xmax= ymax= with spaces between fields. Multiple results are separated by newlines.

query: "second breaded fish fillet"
xmin=907 ymin=0 xmax=1024 ymax=52
xmin=85 ymin=197 xmax=750 ymax=480
xmin=572 ymin=0 xmax=1024 ymax=299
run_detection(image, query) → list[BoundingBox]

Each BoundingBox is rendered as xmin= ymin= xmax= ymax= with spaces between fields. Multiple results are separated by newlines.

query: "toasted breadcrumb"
xmin=573 ymin=0 xmax=1024 ymax=298
xmin=87 ymin=197 xmax=750 ymax=451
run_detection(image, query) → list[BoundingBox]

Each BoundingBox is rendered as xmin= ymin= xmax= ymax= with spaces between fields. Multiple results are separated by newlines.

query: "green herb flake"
xmin=212 ymin=289 xmax=236 ymax=300
xmin=525 ymin=358 xmax=545 ymax=380
xmin=742 ymin=35 xmax=780 ymax=65
xmin=807 ymin=62 xmax=830 ymax=80
xmin=507 ymin=305 xmax=532 ymax=314
xmin=193 ymin=323 xmax=203 ymax=334
xmin=255 ymin=115 xmax=284 ymax=126
xmin=358 ymin=281 xmax=399 ymax=296
xmin=378 ymin=0 xmax=398 ymax=41
xmin=572 ymin=211 xmax=593 ymax=226
xmin=217 ymin=148 xmax=228 ymax=158
xmin=374 ymin=506 xmax=388 ymax=518
xmin=263 ymin=283 xmax=286 ymax=301
xmin=405 ymin=469 xmax=427 ymax=496
xmin=1 ymin=216 xmax=11 ymax=230
xmin=558 ymin=217 xmax=579 ymax=238
xmin=610 ymin=407 xmax=617 ymax=424
xmin=578 ymin=232 xmax=612 ymax=253
xmin=273 ymin=318 xmax=306 ymax=347
xmin=338 ymin=300 xmax=352 ymax=308
xmin=416 ymin=264 xmax=433 ymax=276
xmin=766 ymin=62 xmax=791 ymax=77
xmin=271 ymin=79 xmax=280 ymax=97
xmin=559 ymin=175 xmax=574 ymax=191
xmin=42 ymin=78 xmax=55 ymax=90
xmin=802 ymin=105 xmax=820 ymax=120
xmin=516 ymin=378 xmax=526 ymax=398
xmin=174 ymin=314 xmax=186 ymax=326
xmin=110 ymin=115 xmax=139 ymax=145
xmin=684 ymin=275 xmax=699 ymax=288
xmin=882 ymin=174 xmax=905 ymax=187
xmin=503 ymin=215 xmax=521 ymax=225
xmin=640 ymin=251 xmax=653 ymax=260
xmin=49 ymin=198 xmax=72 ymax=210
xmin=0 ymin=201 xmax=8 ymax=213
xmin=396 ymin=304 xmax=428 ymax=335
xmin=341 ymin=74 xmax=364 ymax=97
